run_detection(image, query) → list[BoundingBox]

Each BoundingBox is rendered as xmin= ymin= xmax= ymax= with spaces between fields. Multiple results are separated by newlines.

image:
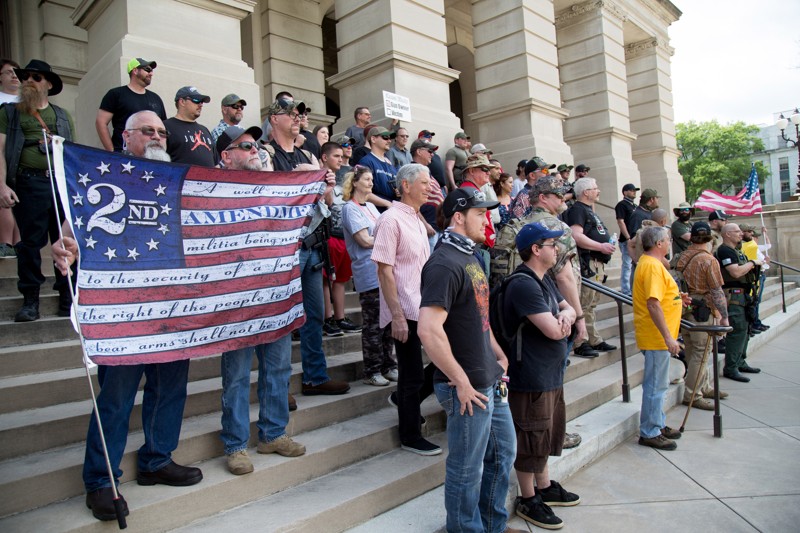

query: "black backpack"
xmin=489 ymin=269 xmax=537 ymax=362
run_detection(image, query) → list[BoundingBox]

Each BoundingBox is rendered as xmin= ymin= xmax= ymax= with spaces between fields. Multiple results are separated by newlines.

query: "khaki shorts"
xmin=509 ymin=388 xmax=566 ymax=473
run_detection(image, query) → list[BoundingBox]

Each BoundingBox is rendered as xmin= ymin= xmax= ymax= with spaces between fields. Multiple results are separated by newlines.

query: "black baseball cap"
xmin=575 ymin=164 xmax=590 ymax=173
xmin=622 ymin=183 xmax=640 ymax=192
xmin=708 ymin=210 xmax=728 ymax=222
xmin=691 ymin=221 xmax=712 ymax=237
xmin=442 ymin=189 xmax=499 ymax=217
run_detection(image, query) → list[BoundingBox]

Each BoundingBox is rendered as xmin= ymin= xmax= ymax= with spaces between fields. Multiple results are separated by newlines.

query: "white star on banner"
xmin=157 ymin=224 xmax=169 ymax=235
xmin=146 ymin=238 xmax=159 ymax=251
xmin=127 ymin=248 xmax=140 ymax=260
xmin=85 ymin=236 xmax=97 ymax=249
xmin=161 ymin=203 xmax=172 ymax=216
xmin=78 ymin=173 xmax=91 ymax=187
xmin=73 ymin=216 xmax=83 ymax=229
xmin=72 ymin=193 xmax=84 ymax=206
xmin=121 ymin=161 xmax=135 ymax=174
xmin=141 ymin=171 xmax=154 ymax=183
xmin=103 ymin=247 xmax=117 ymax=260
xmin=97 ymin=162 xmax=110 ymax=175
xmin=155 ymin=184 xmax=166 ymax=196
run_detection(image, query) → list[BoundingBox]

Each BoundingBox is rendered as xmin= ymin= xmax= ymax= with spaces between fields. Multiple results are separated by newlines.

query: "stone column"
xmin=469 ymin=0 xmax=572 ymax=168
xmin=258 ymin=0 xmax=335 ymax=126
xmin=626 ymin=37 xmax=684 ymax=207
xmin=328 ymin=0 xmax=462 ymax=138
xmin=72 ymin=0 xmax=260 ymax=149
xmin=556 ymin=0 xmax=641 ymax=199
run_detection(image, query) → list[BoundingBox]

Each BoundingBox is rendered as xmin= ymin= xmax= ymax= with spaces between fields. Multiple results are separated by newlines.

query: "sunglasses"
xmin=17 ymin=71 xmax=44 ymax=82
xmin=138 ymin=66 xmax=153 ymax=73
xmin=227 ymin=104 xmax=245 ymax=110
xmin=185 ymin=97 xmax=205 ymax=104
xmin=340 ymin=143 xmax=352 ymax=148
xmin=226 ymin=141 xmax=258 ymax=151
xmin=126 ymin=126 xmax=169 ymax=137
xmin=478 ymin=166 xmax=491 ymax=172
xmin=379 ymin=134 xmax=393 ymax=140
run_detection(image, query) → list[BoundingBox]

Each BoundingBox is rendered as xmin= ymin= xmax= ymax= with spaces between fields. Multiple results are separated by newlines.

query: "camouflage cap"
xmin=739 ymin=223 xmax=755 ymax=232
xmin=463 ymin=154 xmax=499 ymax=171
xmin=531 ymin=175 xmax=567 ymax=199
xmin=265 ymin=98 xmax=306 ymax=117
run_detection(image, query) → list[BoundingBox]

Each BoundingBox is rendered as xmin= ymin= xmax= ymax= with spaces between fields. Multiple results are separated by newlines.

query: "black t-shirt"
xmin=350 ymin=145 xmax=370 ymax=166
xmin=100 ymin=86 xmax=167 ymax=151
xmin=300 ymin=129 xmax=321 ymax=160
xmin=564 ymin=201 xmax=611 ymax=264
xmin=716 ymin=244 xmax=749 ymax=289
xmin=269 ymin=140 xmax=313 ymax=171
xmin=628 ymin=206 xmax=652 ymax=237
xmin=428 ymin=153 xmax=447 ymax=189
xmin=163 ymin=118 xmax=217 ymax=167
xmin=420 ymin=244 xmax=503 ymax=390
xmin=503 ymin=266 xmax=566 ymax=392
xmin=614 ymin=198 xmax=636 ymax=242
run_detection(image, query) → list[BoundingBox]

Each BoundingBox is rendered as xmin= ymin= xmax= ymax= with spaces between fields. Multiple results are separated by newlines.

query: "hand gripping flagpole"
xmin=45 ymin=132 xmax=128 ymax=529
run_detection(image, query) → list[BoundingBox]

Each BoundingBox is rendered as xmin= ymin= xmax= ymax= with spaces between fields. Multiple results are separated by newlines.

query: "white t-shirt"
xmin=0 ymin=92 xmax=18 ymax=105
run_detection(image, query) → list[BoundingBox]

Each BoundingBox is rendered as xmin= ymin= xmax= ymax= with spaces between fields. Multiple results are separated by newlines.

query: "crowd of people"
xmin=0 ymin=55 xmax=771 ymax=532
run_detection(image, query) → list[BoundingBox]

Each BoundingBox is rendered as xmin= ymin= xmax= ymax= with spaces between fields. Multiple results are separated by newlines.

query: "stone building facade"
xmin=1 ymin=0 xmax=685 ymax=207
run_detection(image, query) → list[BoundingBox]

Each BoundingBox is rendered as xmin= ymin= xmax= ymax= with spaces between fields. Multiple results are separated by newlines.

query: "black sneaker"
xmin=400 ymin=438 xmax=441 ymax=456
xmin=592 ymin=341 xmax=617 ymax=352
xmin=323 ymin=318 xmax=344 ymax=337
xmin=573 ymin=344 xmax=599 ymax=358
xmin=337 ymin=318 xmax=362 ymax=333
xmin=515 ymin=495 xmax=563 ymax=530
xmin=638 ymin=434 xmax=677 ymax=450
xmin=536 ymin=480 xmax=581 ymax=507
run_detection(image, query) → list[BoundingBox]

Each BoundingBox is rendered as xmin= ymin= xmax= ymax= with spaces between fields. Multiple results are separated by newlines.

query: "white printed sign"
xmin=383 ymin=91 xmax=412 ymax=122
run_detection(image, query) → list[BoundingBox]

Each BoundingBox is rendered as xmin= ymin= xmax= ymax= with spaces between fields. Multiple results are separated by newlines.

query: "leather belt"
xmin=17 ymin=167 xmax=52 ymax=178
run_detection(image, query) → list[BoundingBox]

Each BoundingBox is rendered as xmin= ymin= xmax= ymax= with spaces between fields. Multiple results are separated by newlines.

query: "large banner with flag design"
xmin=52 ymin=139 xmax=324 ymax=365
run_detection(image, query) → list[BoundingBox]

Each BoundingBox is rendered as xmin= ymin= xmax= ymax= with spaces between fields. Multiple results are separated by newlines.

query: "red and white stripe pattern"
xmin=694 ymin=164 xmax=762 ymax=217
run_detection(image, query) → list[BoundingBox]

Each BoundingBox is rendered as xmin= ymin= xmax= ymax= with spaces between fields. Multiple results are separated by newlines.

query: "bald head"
xmin=651 ymin=208 xmax=668 ymax=226
xmin=721 ymin=223 xmax=743 ymax=246
xmin=722 ymin=223 xmax=740 ymax=236
xmin=122 ymin=111 xmax=169 ymax=161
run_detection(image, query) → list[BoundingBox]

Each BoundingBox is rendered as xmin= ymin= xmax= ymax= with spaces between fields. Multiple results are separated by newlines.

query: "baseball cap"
xmin=215 ymin=125 xmax=263 ymax=154
xmin=463 ymin=154 xmax=499 ymax=171
xmin=640 ymin=188 xmax=660 ymax=200
xmin=442 ymin=189 xmax=499 ymax=217
xmin=690 ymin=221 xmax=712 ymax=237
xmin=622 ymin=183 xmax=640 ymax=192
xmin=739 ymin=223 xmax=755 ymax=232
xmin=517 ymin=159 xmax=528 ymax=169
xmin=557 ymin=164 xmax=574 ymax=173
xmin=575 ymin=164 xmax=590 ymax=173
xmin=175 ymin=86 xmax=210 ymax=103
xmin=531 ymin=176 xmax=568 ymax=198
xmin=524 ymin=156 xmax=556 ymax=175
xmin=331 ymin=133 xmax=356 ymax=146
xmin=369 ymin=126 xmax=397 ymax=139
xmin=410 ymin=139 xmax=438 ymax=153
xmin=470 ymin=143 xmax=492 ymax=155
xmin=418 ymin=129 xmax=435 ymax=139
xmin=221 ymin=94 xmax=247 ymax=107
xmin=708 ymin=209 xmax=728 ymax=222
xmin=265 ymin=98 xmax=306 ymax=117
xmin=127 ymin=57 xmax=156 ymax=74
xmin=454 ymin=132 xmax=470 ymax=140
xmin=516 ymin=222 xmax=565 ymax=251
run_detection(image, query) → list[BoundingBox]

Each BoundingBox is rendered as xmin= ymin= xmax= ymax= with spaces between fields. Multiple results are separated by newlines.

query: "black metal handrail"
xmin=772 ymin=260 xmax=800 ymax=313
xmin=581 ymin=277 xmax=732 ymax=437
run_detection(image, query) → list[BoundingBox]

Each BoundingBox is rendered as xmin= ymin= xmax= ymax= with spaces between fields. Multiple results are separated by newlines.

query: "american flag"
xmin=52 ymin=140 xmax=324 ymax=365
xmin=694 ymin=164 xmax=762 ymax=216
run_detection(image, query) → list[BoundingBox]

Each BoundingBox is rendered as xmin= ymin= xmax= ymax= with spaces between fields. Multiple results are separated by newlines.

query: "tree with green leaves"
xmin=676 ymin=120 xmax=769 ymax=202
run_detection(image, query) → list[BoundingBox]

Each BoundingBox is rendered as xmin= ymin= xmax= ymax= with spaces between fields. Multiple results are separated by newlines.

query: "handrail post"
xmin=712 ymin=334 xmax=722 ymax=437
xmin=780 ymin=265 xmax=786 ymax=313
xmin=617 ymin=300 xmax=630 ymax=402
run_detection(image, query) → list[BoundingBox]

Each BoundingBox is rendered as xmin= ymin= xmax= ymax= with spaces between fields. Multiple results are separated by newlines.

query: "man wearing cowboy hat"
xmin=671 ymin=202 xmax=695 ymax=259
xmin=0 ymin=59 xmax=76 ymax=322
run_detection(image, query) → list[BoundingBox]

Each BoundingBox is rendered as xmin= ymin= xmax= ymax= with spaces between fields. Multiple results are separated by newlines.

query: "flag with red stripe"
xmin=694 ymin=164 xmax=762 ymax=216
xmin=53 ymin=140 xmax=324 ymax=365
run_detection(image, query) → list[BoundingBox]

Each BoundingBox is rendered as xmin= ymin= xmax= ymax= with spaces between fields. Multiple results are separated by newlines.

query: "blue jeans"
xmin=620 ymin=241 xmax=632 ymax=296
xmin=83 ymin=360 xmax=190 ymax=491
xmin=640 ymin=350 xmax=670 ymax=438
xmin=435 ymin=382 xmax=516 ymax=533
xmin=299 ymin=247 xmax=331 ymax=386
xmin=220 ymin=334 xmax=292 ymax=453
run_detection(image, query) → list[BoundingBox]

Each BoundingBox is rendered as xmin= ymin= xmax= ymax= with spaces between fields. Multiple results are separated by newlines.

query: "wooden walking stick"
xmin=679 ymin=333 xmax=713 ymax=433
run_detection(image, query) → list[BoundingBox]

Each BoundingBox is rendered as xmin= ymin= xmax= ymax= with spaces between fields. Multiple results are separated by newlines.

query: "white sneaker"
xmin=363 ymin=373 xmax=390 ymax=386
xmin=382 ymin=368 xmax=399 ymax=382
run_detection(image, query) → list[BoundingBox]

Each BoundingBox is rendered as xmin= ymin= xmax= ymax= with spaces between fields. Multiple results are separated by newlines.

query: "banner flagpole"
xmin=46 ymin=133 xmax=128 ymax=530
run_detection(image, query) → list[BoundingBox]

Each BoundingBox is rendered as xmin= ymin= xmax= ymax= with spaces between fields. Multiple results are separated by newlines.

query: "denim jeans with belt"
xmin=220 ymin=334 xmax=292 ymax=454
xmin=640 ymin=350 xmax=670 ymax=438
xmin=298 ymin=247 xmax=331 ymax=386
xmin=83 ymin=360 xmax=190 ymax=491
xmin=435 ymin=381 xmax=516 ymax=533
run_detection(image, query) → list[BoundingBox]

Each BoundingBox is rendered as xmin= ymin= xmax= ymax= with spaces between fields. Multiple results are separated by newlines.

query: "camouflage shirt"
xmin=526 ymin=207 xmax=579 ymax=282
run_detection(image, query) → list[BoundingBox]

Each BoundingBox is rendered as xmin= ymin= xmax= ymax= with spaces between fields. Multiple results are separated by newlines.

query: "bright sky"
xmin=669 ymin=0 xmax=800 ymax=127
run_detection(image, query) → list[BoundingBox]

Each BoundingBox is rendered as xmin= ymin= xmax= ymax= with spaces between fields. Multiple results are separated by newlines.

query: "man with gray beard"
xmin=52 ymin=110 xmax=204 ymax=522
xmin=0 ymin=60 xmax=75 ymax=322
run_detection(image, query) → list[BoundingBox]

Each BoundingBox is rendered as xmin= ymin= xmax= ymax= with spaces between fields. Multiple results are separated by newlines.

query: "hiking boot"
xmin=563 ymin=432 xmax=582 ymax=449
xmin=661 ymin=426 xmax=682 ymax=439
xmin=86 ymin=488 xmax=128 ymax=522
xmin=257 ymin=435 xmax=306 ymax=457
xmin=58 ymin=288 xmax=73 ymax=317
xmin=400 ymin=438 xmax=442 ymax=456
xmin=703 ymin=389 xmax=728 ymax=400
xmin=302 ymin=379 xmax=350 ymax=395
xmin=573 ymin=344 xmax=599 ymax=358
xmin=323 ymin=318 xmax=343 ymax=337
xmin=337 ymin=317 xmax=362 ymax=333
xmin=363 ymin=373 xmax=390 ymax=386
xmin=683 ymin=397 xmax=714 ymax=411
xmin=536 ymin=480 xmax=581 ymax=507
xmin=14 ymin=290 xmax=40 ymax=322
xmin=227 ymin=450 xmax=254 ymax=475
xmin=515 ymin=495 xmax=563 ymax=530
xmin=382 ymin=368 xmax=399 ymax=381
xmin=638 ymin=434 xmax=677 ymax=450
xmin=592 ymin=341 xmax=617 ymax=352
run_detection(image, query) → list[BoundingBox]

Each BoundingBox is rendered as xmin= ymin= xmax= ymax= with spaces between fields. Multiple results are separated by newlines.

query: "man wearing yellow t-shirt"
xmin=633 ymin=226 xmax=688 ymax=451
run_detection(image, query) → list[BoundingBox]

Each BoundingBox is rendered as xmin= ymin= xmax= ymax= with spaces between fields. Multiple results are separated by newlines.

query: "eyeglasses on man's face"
xmin=137 ymin=66 xmax=153 ymax=73
xmin=17 ymin=71 xmax=44 ymax=82
xmin=126 ymin=126 xmax=169 ymax=138
xmin=226 ymin=141 xmax=258 ymax=152
xmin=227 ymin=104 xmax=245 ymax=111
xmin=185 ymin=97 xmax=205 ymax=105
